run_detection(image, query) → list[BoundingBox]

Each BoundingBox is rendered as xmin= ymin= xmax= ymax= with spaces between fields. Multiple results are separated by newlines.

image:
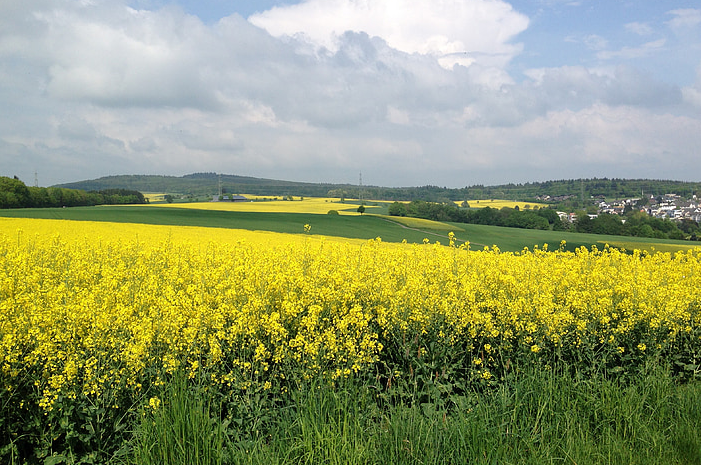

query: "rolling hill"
xmin=55 ymin=173 xmax=701 ymax=203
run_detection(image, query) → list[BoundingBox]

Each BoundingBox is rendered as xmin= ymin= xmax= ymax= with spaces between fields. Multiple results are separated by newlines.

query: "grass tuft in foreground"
xmin=131 ymin=375 xmax=228 ymax=465
xmin=129 ymin=364 xmax=701 ymax=465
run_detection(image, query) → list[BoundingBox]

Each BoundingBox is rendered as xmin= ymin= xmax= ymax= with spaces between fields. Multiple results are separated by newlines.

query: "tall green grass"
xmin=131 ymin=376 xmax=227 ymax=465
xmin=128 ymin=365 xmax=701 ymax=465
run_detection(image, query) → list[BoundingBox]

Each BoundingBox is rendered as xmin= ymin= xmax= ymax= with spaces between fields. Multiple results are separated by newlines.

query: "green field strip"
xmin=0 ymin=206 xmax=446 ymax=244
xmin=1 ymin=206 xmax=696 ymax=253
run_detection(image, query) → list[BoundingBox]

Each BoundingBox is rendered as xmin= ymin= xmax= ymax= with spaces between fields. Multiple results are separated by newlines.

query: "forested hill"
xmin=0 ymin=176 xmax=146 ymax=208
xmin=56 ymin=173 xmax=350 ymax=199
xmin=55 ymin=173 xmax=701 ymax=202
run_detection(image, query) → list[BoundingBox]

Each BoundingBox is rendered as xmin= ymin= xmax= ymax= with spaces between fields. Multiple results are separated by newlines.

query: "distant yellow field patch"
xmin=599 ymin=240 xmax=701 ymax=255
xmin=459 ymin=199 xmax=548 ymax=209
xmin=0 ymin=218 xmax=366 ymax=247
xmin=154 ymin=197 xmax=383 ymax=215
xmin=143 ymin=193 xmax=168 ymax=202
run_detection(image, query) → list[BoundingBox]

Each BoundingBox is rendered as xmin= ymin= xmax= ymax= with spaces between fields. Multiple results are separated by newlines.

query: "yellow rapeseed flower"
xmin=1 ymin=218 xmax=700 ymax=413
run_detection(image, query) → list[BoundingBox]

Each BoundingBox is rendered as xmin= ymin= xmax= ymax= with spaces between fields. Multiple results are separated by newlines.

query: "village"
xmin=535 ymin=193 xmax=701 ymax=225
xmin=594 ymin=193 xmax=701 ymax=224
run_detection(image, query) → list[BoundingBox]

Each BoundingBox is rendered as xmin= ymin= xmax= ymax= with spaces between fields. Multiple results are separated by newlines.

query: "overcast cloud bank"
xmin=1 ymin=0 xmax=700 ymax=187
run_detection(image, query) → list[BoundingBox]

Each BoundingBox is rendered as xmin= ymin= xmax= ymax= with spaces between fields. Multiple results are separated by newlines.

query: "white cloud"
xmin=682 ymin=86 xmax=701 ymax=108
xmin=537 ymin=0 xmax=581 ymax=6
xmin=596 ymin=38 xmax=666 ymax=60
xmin=249 ymin=0 xmax=528 ymax=70
xmin=455 ymin=105 xmax=701 ymax=181
xmin=35 ymin=5 xmax=220 ymax=108
xmin=584 ymin=34 xmax=608 ymax=51
xmin=523 ymin=65 xmax=681 ymax=110
xmin=386 ymin=106 xmax=411 ymax=125
xmin=682 ymin=63 xmax=701 ymax=108
xmin=666 ymin=9 xmax=701 ymax=31
xmin=625 ymin=22 xmax=654 ymax=36
xmin=1 ymin=0 xmax=700 ymax=187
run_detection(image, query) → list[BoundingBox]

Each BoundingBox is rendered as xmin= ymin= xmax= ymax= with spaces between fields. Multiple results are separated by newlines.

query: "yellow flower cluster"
xmin=1 ymin=219 xmax=700 ymax=413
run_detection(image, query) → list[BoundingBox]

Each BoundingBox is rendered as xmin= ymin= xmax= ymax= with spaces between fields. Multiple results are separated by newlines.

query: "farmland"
xmin=0 ymin=197 xmax=697 ymax=253
xmin=455 ymin=199 xmax=548 ymax=209
xmin=1 ymin=201 xmax=700 ymax=463
xmin=157 ymin=197 xmax=376 ymax=214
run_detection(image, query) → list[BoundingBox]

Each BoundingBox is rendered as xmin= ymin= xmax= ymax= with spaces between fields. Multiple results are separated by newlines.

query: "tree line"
xmin=389 ymin=201 xmax=560 ymax=230
xmin=57 ymin=174 xmax=701 ymax=204
xmin=0 ymin=176 xmax=146 ymax=209
xmin=572 ymin=212 xmax=700 ymax=241
xmin=388 ymin=201 xmax=701 ymax=241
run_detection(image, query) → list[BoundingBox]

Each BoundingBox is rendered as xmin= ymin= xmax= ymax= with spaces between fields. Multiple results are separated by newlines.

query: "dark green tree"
xmin=388 ymin=202 xmax=407 ymax=216
xmin=591 ymin=213 xmax=624 ymax=235
xmin=574 ymin=212 xmax=594 ymax=233
xmin=0 ymin=176 xmax=31 ymax=208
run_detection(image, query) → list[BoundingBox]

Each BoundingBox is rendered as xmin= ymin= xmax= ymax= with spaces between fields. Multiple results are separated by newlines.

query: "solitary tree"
xmin=357 ymin=205 xmax=366 ymax=215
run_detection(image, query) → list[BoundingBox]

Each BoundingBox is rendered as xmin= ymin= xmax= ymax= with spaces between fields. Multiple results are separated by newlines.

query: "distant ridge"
xmin=54 ymin=174 xmax=701 ymax=202
xmin=55 ymin=173 xmax=355 ymax=199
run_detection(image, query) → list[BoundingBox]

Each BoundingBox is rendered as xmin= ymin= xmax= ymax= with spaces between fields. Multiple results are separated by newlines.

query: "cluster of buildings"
xmin=212 ymin=194 xmax=248 ymax=202
xmin=550 ymin=194 xmax=701 ymax=224
xmin=596 ymin=194 xmax=701 ymax=223
xmin=534 ymin=194 xmax=577 ymax=202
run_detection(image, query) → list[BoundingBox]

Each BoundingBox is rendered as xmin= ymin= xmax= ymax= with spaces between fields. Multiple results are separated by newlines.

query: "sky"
xmin=2 ymin=0 xmax=701 ymax=188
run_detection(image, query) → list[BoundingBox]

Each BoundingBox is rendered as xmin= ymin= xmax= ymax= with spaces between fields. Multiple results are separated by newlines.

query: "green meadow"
xmin=0 ymin=204 xmax=696 ymax=253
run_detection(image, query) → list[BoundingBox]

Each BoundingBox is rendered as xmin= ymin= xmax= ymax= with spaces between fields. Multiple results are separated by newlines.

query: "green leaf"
xmin=44 ymin=454 xmax=67 ymax=465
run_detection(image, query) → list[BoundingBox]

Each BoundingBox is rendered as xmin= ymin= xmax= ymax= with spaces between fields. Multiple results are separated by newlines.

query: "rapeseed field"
xmin=1 ymin=218 xmax=700 ymax=463
xmin=156 ymin=197 xmax=378 ymax=214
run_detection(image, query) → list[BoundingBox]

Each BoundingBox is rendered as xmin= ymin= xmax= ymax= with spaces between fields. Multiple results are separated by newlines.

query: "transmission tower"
xmin=359 ymin=172 xmax=363 ymax=204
